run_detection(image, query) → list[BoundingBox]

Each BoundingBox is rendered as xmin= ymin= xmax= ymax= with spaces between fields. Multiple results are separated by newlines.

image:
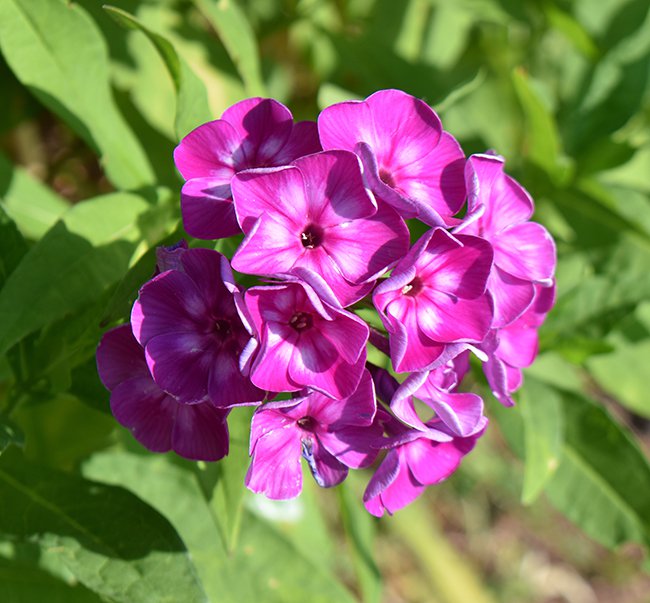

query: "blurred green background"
xmin=1 ymin=0 xmax=650 ymax=602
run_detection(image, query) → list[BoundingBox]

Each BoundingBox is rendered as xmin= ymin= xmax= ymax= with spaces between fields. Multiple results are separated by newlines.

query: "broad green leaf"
xmin=0 ymin=204 xmax=28 ymax=289
xmin=194 ymin=407 xmax=252 ymax=552
xmin=0 ymin=192 xmax=150 ymax=357
xmin=0 ymin=452 xmax=207 ymax=603
xmin=0 ymin=557 xmax=103 ymax=603
xmin=586 ymin=339 xmax=650 ymax=418
xmin=0 ymin=152 xmax=69 ymax=240
xmin=83 ymin=450 xmax=357 ymax=603
xmin=0 ymin=0 xmax=154 ymax=189
xmin=194 ymin=0 xmax=266 ymax=96
xmin=519 ymin=378 xmax=563 ymax=504
xmin=338 ymin=480 xmax=382 ymax=603
xmin=511 ymin=68 xmax=566 ymax=181
xmin=543 ymin=4 xmax=598 ymax=59
xmin=104 ymin=6 xmax=212 ymax=140
xmin=545 ymin=390 xmax=650 ymax=554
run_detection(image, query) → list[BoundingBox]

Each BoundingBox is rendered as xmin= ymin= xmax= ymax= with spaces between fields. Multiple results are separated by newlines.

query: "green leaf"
xmin=0 ymin=452 xmax=207 ymax=603
xmin=0 ymin=0 xmax=154 ymax=189
xmin=194 ymin=0 xmax=266 ymax=96
xmin=586 ymin=339 xmax=650 ymax=418
xmin=0 ymin=152 xmax=69 ymax=240
xmin=544 ymin=390 xmax=650 ymax=554
xmin=0 ymin=556 xmax=104 ymax=603
xmin=0 ymin=192 xmax=150 ymax=357
xmin=511 ymin=68 xmax=566 ymax=181
xmin=0 ymin=204 xmax=28 ymax=289
xmin=83 ymin=450 xmax=357 ymax=603
xmin=104 ymin=6 xmax=212 ymax=140
xmin=519 ymin=378 xmax=564 ymax=504
xmin=195 ymin=407 xmax=252 ymax=552
xmin=338 ymin=480 xmax=382 ymax=603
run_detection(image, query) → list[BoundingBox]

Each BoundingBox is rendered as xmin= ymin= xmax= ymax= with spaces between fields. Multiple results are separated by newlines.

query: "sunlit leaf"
xmin=104 ymin=6 xmax=212 ymax=140
xmin=0 ymin=452 xmax=207 ymax=603
xmin=0 ymin=0 xmax=154 ymax=189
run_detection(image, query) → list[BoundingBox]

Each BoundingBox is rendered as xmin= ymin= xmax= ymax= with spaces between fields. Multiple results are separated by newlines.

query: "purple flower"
xmin=318 ymin=89 xmax=466 ymax=226
xmin=363 ymin=415 xmax=485 ymax=517
xmin=243 ymin=279 xmax=369 ymax=399
xmin=96 ymin=325 xmax=230 ymax=461
xmin=482 ymin=282 xmax=556 ymax=406
xmin=174 ymin=98 xmax=321 ymax=240
xmin=391 ymin=355 xmax=485 ymax=438
xmin=373 ymin=227 xmax=493 ymax=373
xmin=131 ymin=247 xmax=264 ymax=406
xmin=245 ymin=371 xmax=381 ymax=499
xmin=456 ymin=154 xmax=556 ymax=327
xmin=231 ymin=150 xmax=409 ymax=306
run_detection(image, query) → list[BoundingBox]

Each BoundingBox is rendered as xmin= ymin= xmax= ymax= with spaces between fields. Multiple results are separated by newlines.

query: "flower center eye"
xmin=297 ymin=416 xmax=317 ymax=431
xmin=300 ymin=224 xmax=324 ymax=249
xmin=379 ymin=168 xmax=395 ymax=187
xmin=211 ymin=318 xmax=231 ymax=338
xmin=402 ymin=276 xmax=423 ymax=296
xmin=289 ymin=311 xmax=313 ymax=331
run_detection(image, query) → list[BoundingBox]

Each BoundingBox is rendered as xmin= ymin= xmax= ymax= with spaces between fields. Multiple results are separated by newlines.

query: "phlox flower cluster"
xmin=97 ymin=90 xmax=556 ymax=516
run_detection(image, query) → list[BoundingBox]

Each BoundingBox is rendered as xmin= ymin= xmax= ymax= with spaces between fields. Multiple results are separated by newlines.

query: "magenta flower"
xmin=363 ymin=415 xmax=485 ymax=517
xmin=318 ymin=89 xmax=466 ymax=226
xmin=391 ymin=355 xmax=485 ymax=438
xmin=174 ymin=97 xmax=321 ymax=240
xmin=245 ymin=371 xmax=381 ymax=499
xmin=131 ymin=247 xmax=264 ymax=406
xmin=243 ymin=279 xmax=369 ymax=399
xmin=231 ymin=150 xmax=409 ymax=306
xmin=96 ymin=325 xmax=230 ymax=461
xmin=456 ymin=154 xmax=556 ymax=327
xmin=482 ymin=283 xmax=556 ymax=406
xmin=373 ymin=227 xmax=493 ymax=373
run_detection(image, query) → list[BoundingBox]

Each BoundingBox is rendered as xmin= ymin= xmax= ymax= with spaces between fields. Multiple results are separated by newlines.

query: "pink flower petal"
xmin=494 ymin=222 xmax=556 ymax=282
xmin=302 ymin=436 xmax=348 ymax=487
xmin=232 ymin=165 xmax=307 ymax=233
xmin=250 ymin=324 xmax=301 ymax=393
xmin=221 ymin=97 xmax=293 ymax=166
xmin=318 ymin=100 xmax=375 ymax=153
xmin=173 ymin=119 xmax=241 ymax=180
xmin=293 ymin=151 xmax=376 ymax=226
xmin=246 ymin=424 xmax=303 ymax=499
xmin=407 ymin=434 xmax=478 ymax=485
xmin=273 ymin=121 xmax=322 ymax=164
xmin=180 ymin=178 xmax=240 ymax=240
xmin=488 ymin=267 xmax=536 ymax=328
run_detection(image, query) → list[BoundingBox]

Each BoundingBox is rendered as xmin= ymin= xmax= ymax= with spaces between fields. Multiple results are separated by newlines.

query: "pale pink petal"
xmin=494 ymin=222 xmax=556 ymax=282
xmin=231 ymin=213 xmax=301 ymax=275
xmin=293 ymin=151 xmax=376 ymax=225
xmin=318 ymin=100 xmax=376 ymax=152
xmin=488 ymin=267 xmax=536 ymax=328
xmin=173 ymin=119 xmax=241 ymax=179
xmin=246 ymin=426 xmax=303 ymax=499
xmin=325 ymin=203 xmax=410 ymax=283
xmin=394 ymin=131 xmax=466 ymax=223
xmin=232 ymin=165 xmax=307 ymax=233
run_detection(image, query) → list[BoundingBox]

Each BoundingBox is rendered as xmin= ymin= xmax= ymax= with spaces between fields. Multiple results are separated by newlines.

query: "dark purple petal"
xmin=180 ymin=178 xmax=240 ymax=240
xmin=96 ymin=325 xmax=149 ymax=390
xmin=273 ymin=120 xmax=322 ymax=164
xmin=110 ymin=377 xmax=175 ymax=453
xmin=172 ymin=403 xmax=230 ymax=461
